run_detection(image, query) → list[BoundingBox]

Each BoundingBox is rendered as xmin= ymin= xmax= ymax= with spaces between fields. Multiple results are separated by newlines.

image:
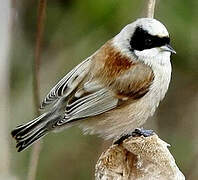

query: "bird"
xmin=11 ymin=18 xmax=176 ymax=152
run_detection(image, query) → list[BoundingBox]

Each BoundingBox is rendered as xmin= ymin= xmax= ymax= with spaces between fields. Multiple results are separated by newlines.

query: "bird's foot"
xmin=132 ymin=128 xmax=154 ymax=137
xmin=113 ymin=128 xmax=154 ymax=145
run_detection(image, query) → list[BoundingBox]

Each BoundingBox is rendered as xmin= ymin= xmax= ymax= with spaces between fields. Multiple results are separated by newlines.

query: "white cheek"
xmin=134 ymin=48 xmax=159 ymax=58
xmin=134 ymin=48 xmax=171 ymax=66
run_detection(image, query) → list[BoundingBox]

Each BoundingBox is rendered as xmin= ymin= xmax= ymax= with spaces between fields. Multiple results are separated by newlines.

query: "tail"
xmin=11 ymin=112 xmax=60 ymax=152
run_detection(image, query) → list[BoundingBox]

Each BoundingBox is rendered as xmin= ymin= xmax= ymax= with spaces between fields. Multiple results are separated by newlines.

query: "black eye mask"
xmin=130 ymin=26 xmax=170 ymax=51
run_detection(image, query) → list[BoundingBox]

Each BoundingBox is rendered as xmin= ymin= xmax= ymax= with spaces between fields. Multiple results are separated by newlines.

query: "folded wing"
xmin=55 ymin=87 xmax=119 ymax=126
xmin=40 ymin=57 xmax=91 ymax=109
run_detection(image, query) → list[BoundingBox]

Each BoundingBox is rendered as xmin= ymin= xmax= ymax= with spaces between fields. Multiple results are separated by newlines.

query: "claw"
xmin=114 ymin=128 xmax=154 ymax=145
xmin=132 ymin=128 xmax=154 ymax=137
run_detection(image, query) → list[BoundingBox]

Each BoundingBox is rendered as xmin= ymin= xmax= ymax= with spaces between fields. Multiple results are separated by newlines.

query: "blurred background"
xmin=1 ymin=0 xmax=198 ymax=179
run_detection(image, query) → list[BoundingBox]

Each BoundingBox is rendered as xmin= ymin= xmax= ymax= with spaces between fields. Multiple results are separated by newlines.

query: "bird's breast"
xmin=141 ymin=60 xmax=172 ymax=116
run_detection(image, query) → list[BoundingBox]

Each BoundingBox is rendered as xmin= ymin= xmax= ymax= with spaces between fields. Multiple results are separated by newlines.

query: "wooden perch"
xmin=95 ymin=134 xmax=185 ymax=180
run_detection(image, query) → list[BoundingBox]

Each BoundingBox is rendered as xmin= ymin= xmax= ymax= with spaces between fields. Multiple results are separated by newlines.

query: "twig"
xmin=33 ymin=0 xmax=46 ymax=113
xmin=147 ymin=0 xmax=156 ymax=18
xmin=27 ymin=1 xmax=47 ymax=180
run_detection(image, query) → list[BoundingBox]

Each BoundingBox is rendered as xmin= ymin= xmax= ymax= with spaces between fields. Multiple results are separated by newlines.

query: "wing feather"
xmin=55 ymin=87 xmax=119 ymax=126
xmin=40 ymin=57 xmax=91 ymax=109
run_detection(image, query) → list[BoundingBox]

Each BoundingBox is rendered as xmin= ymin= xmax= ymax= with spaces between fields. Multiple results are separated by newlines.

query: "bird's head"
xmin=113 ymin=18 xmax=176 ymax=66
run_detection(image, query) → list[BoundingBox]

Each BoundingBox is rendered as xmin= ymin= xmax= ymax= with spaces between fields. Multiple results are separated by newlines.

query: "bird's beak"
xmin=160 ymin=44 xmax=176 ymax=54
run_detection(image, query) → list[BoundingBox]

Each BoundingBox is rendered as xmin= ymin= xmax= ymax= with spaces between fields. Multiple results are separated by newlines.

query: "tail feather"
xmin=11 ymin=112 xmax=53 ymax=152
xmin=16 ymin=127 xmax=48 ymax=152
xmin=11 ymin=113 xmax=49 ymax=138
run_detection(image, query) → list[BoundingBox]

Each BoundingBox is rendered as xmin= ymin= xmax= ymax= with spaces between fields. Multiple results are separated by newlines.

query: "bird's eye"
xmin=145 ymin=38 xmax=152 ymax=45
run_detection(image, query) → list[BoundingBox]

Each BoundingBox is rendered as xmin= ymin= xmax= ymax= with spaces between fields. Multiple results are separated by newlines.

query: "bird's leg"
xmin=113 ymin=128 xmax=154 ymax=145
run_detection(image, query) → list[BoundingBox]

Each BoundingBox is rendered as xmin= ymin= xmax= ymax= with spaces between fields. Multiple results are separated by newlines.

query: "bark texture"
xmin=95 ymin=134 xmax=185 ymax=180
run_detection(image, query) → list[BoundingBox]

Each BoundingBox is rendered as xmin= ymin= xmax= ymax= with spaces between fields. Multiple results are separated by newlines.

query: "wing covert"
xmin=40 ymin=58 xmax=91 ymax=109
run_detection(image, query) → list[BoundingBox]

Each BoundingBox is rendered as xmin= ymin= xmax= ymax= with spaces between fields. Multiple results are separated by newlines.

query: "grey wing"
xmin=40 ymin=57 xmax=91 ymax=109
xmin=54 ymin=83 xmax=119 ymax=126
